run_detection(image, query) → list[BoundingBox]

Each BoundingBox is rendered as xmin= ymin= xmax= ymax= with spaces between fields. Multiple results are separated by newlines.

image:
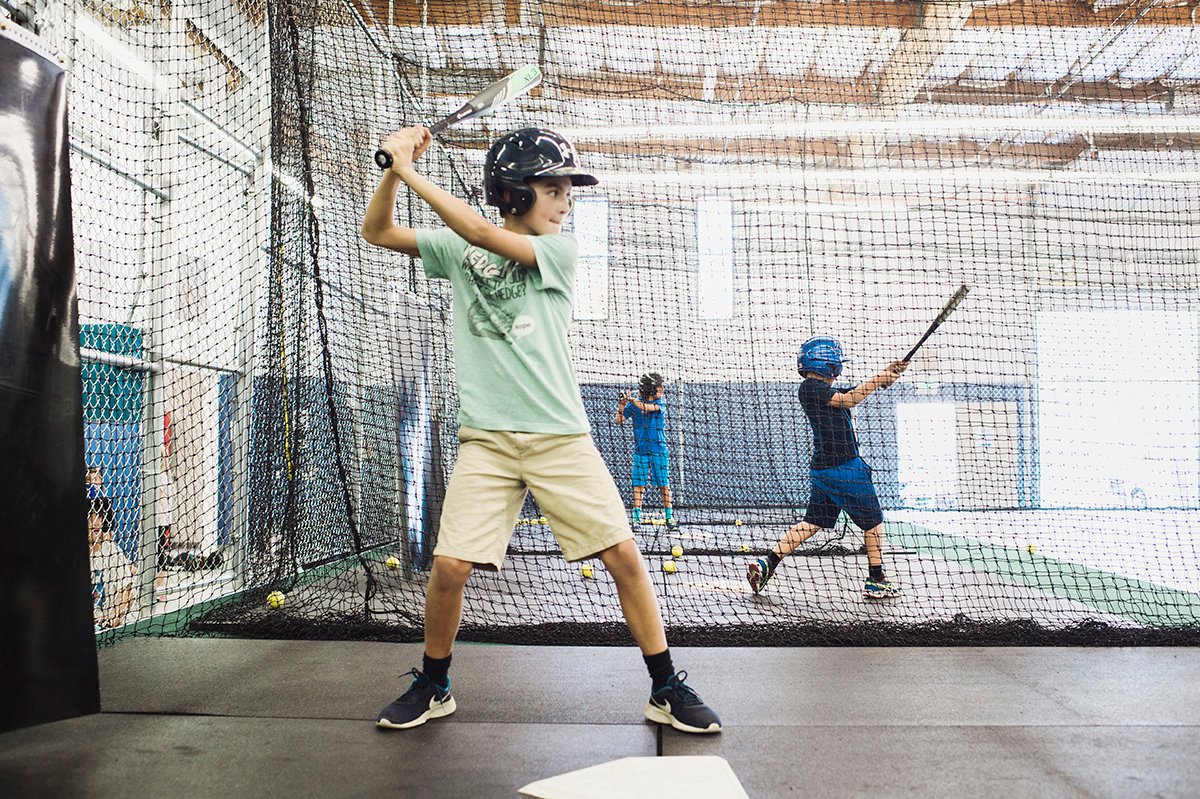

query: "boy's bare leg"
xmin=863 ymin=523 xmax=884 ymax=569
xmin=598 ymin=539 xmax=668 ymax=654
xmin=601 ymin=538 xmax=722 ymax=733
xmin=632 ymin=485 xmax=645 ymax=511
xmin=659 ymin=486 xmax=672 ymax=508
xmin=424 ymin=555 xmax=473 ymax=658
xmin=773 ymin=520 xmax=822 ymax=559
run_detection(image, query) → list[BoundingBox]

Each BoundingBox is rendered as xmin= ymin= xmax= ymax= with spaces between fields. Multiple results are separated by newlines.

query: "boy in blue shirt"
xmin=747 ymin=336 xmax=908 ymax=599
xmin=362 ymin=126 xmax=720 ymax=734
xmin=615 ymin=372 xmax=677 ymax=528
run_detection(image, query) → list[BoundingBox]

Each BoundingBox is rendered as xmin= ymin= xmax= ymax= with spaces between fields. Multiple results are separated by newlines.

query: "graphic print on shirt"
xmin=461 ymin=245 xmax=535 ymax=341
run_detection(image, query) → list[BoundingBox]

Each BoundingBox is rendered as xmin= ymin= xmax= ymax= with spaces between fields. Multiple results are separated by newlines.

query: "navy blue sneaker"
xmin=863 ymin=577 xmax=900 ymax=599
xmin=644 ymin=671 xmax=721 ymax=734
xmin=377 ymin=669 xmax=456 ymax=729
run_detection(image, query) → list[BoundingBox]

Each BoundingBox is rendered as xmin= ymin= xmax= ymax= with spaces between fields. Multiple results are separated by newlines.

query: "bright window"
xmin=571 ymin=198 xmax=609 ymax=321
xmin=696 ymin=196 xmax=734 ymax=319
xmin=1037 ymin=306 xmax=1199 ymax=508
xmin=897 ymin=401 xmax=958 ymax=509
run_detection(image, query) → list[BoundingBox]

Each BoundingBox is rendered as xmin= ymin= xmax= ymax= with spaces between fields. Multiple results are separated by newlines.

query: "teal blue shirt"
xmin=416 ymin=229 xmax=590 ymax=434
xmin=625 ymin=397 xmax=668 ymax=455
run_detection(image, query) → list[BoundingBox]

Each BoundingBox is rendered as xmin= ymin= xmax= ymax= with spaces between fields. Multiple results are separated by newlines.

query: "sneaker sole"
xmin=863 ymin=591 xmax=900 ymax=600
xmin=376 ymin=696 xmax=457 ymax=730
xmin=643 ymin=702 xmax=721 ymax=734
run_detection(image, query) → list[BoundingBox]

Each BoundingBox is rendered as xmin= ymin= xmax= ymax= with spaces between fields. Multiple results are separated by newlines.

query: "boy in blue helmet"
xmin=363 ymin=126 xmax=720 ymax=734
xmin=615 ymin=372 xmax=677 ymax=528
xmin=746 ymin=336 xmax=908 ymax=599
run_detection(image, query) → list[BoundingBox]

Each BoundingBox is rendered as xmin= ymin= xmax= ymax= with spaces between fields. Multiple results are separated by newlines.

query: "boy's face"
xmin=512 ymin=177 xmax=573 ymax=235
xmin=88 ymin=510 xmax=105 ymax=545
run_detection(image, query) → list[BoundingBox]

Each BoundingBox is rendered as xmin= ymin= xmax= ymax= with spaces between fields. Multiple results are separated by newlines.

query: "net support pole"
xmin=223 ymin=117 xmax=269 ymax=594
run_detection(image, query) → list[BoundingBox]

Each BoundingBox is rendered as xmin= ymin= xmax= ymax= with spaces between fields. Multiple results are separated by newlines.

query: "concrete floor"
xmin=1 ymin=639 xmax=1198 ymax=797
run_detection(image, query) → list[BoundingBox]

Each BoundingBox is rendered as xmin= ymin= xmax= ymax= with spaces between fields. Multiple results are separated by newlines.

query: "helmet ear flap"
xmin=499 ymin=186 xmax=536 ymax=216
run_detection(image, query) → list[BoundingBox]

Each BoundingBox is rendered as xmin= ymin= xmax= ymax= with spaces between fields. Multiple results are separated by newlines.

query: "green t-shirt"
xmin=416 ymin=228 xmax=590 ymax=434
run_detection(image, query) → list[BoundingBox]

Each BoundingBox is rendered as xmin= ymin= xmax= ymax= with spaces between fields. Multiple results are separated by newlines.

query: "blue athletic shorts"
xmin=802 ymin=457 xmax=884 ymax=530
xmin=632 ymin=452 xmax=670 ymax=487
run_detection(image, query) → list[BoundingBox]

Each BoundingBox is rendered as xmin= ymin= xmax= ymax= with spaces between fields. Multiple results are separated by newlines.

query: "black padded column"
xmin=0 ymin=29 xmax=99 ymax=732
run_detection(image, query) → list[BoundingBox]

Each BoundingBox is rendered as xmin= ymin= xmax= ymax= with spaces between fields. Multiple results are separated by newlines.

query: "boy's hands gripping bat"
xmin=374 ymin=65 xmax=543 ymax=169
xmin=903 ymin=285 xmax=970 ymax=362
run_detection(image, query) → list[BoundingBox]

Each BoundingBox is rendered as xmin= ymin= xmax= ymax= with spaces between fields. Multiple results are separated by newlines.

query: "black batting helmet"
xmin=638 ymin=372 xmax=665 ymax=399
xmin=484 ymin=128 xmax=598 ymax=216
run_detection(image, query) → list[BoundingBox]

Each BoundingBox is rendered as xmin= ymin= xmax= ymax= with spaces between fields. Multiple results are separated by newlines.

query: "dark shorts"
xmin=802 ymin=457 xmax=884 ymax=531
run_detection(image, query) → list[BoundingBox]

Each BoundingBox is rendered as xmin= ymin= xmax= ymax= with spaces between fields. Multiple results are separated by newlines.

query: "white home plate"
xmin=519 ymin=756 xmax=748 ymax=798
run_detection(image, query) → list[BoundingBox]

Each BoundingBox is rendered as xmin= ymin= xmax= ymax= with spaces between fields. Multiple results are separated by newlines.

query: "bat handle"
xmin=374 ymin=149 xmax=393 ymax=170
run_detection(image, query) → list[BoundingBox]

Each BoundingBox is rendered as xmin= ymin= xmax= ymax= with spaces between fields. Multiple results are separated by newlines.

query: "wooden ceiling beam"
xmin=926 ymin=78 xmax=1174 ymax=104
xmin=544 ymin=70 xmax=1187 ymax=104
xmin=555 ymin=72 xmax=878 ymax=104
xmin=396 ymin=1 xmax=1200 ymax=29
xmin=966 ymin=0 xmax=1198 ymax=28
xmin=542 ymin=1 xmax=919 ymax=27
xmin=350 ymin=0 xmax=1199 ymax=28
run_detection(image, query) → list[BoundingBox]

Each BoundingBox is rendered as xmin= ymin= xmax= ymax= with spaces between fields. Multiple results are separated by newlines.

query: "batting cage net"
xmin=29 ymin=0 xmax=1200 ymax=645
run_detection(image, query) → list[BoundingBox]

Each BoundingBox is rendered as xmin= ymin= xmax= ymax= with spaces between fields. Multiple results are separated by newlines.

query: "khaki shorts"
xmin=434 ymin=425 xmax=633 ymax=569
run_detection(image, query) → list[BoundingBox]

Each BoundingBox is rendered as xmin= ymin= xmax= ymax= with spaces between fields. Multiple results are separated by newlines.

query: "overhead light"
xmin=557 ymin=114 xmax=1200 ymax=141
xmin=594 ymin=166 xmax=1200 ymax=186
xmin=75 ymin=14 xmax=162 ymax=86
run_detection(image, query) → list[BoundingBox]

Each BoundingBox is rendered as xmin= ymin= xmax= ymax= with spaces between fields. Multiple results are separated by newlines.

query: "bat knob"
xmin=374 ymin=149 xmax=393 ymax=170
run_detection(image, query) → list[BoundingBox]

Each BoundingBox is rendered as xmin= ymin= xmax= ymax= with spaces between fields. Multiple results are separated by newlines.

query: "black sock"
xmin=767 ymin=552 xmax=782 ymax=570
xmin=644 ymin=649 xmax=675 ymax=691
xmin=423 ymin=653 xmax=451 ymax=687
xmin=869 ymin=565 xmax=885 ymax=582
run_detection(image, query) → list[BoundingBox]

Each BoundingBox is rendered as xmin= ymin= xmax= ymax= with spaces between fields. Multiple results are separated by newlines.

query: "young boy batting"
xmin=746 ymin=336 xmax=908 ymax=599
xmin=615 ymin=372 xmax=677 ymax=529
xmin=362 ymin=126 xmax=720 ymax=734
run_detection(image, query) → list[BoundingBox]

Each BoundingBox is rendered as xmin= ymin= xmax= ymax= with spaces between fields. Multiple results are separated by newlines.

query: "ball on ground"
xmin=737 ymin=544 xmax=750 ymax=553
xmin=734 ymin=519 xmax=743 ymax=526
xmin=662 ymin=560 xmax=677 ymax=574
xmin=652 ymin=518 xmax=665 ymax=526
xmin=538 ymin=516 xmax=547 ymax=524
xmin=1026 ymin=544 xmax=1037 ymax=555
xmin=266 ymin=590 xmax=286 ymax=609
xmin=580 ymin=564 xmax=594 ymax=579
xmin=385 ymin=555 xmax=400 ymax=570
xmin=671 ymin=544 xmax=684 ymax=558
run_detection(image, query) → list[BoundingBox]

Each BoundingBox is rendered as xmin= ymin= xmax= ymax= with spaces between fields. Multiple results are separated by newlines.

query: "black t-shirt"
xmin=798 ymin=378 xmax=859 ymax=469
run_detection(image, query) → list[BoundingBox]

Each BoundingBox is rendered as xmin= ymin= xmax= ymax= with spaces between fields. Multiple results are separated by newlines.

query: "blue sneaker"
xmin=377 ymin=669 xmax=456 ymax=729
xmin=746 ymin=557 xmax=774 ymax=594
xmin=644 ymin=671 xmax=722 ymax=734
xmin=863 ymin=578 xmax=900 ymax=599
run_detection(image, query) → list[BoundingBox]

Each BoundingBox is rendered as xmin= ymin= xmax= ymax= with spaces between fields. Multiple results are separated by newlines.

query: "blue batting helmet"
xmin=798 ymin=336 xmax=845 ymax=379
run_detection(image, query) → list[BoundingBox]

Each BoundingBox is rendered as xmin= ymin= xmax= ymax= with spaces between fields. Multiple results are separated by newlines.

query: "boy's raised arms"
xmin=363 ymin=127 xmax=539 ymax=267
